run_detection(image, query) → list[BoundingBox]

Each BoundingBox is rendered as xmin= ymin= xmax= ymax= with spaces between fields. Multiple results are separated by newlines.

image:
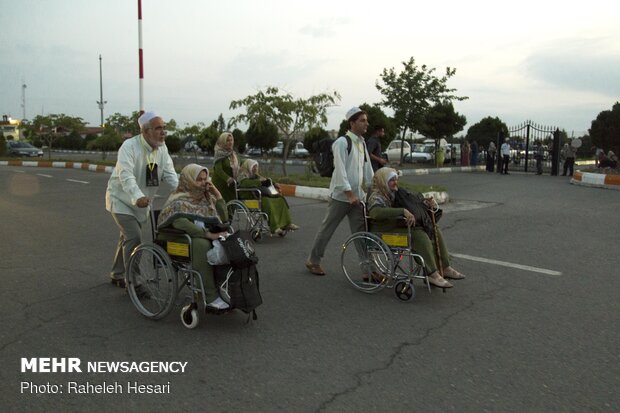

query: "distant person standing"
xmin=486 ymin=141 xmax=496 ymax=172
xmin=470 ymin=140 xmax=479 ymax=166
xmin=592 ymin=146 xmax=604 ymax=167
xmin=305 ymin=107 xmax=374 ymax=276
xmin=534 ymin=140 xmax=544 ymax=175
xmin=500 ymin=138 xmax=511 ymax=174
xmin=105 ymin=111 xmax=179 ymax=288
xmin=366 ymin=124 xmax=388 ymax=172
xmin=561 ymin=142 xmax=576 ymax=176
xmin=461 ymin=141 xmax=471 ymax=166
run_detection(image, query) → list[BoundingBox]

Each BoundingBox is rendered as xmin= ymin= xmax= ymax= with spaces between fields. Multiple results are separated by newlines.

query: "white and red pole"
xmin=138 ymin=0 xmax=144 ymax=113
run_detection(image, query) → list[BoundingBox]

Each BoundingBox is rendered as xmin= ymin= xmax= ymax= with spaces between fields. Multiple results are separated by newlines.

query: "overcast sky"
xmin=1 ymin=0 xmax=619 ymax=136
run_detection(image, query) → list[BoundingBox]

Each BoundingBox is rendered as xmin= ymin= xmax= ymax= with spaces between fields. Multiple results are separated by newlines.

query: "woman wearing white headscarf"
xmin=157 ymin=163 xmax=230 ymax=310
xmin=237 ymin=159 xmax=299 ymax=235
xmin=212 ymin=132 xmax=240 ymax=202
xmin=367 ymin=168 xmax=464 ymax=288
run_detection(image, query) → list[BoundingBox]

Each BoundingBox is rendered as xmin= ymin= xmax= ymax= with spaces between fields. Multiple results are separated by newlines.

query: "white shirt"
xmin=329 ymin=131 xmax=374 ymax=202
xmin=501 ymin=142 xmax=511 ymax=156
xmin=105 ymin=135 xmax=178 ymax=223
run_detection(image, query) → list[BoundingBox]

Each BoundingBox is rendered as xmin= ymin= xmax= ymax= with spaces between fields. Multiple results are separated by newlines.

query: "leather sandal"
xmin=443 ymin=267 xmax=466 ymax=280
xmin=428 ymin=272 xmax=453 ymax=288
xmin=305 ymin=261 xmax=326 ymax=276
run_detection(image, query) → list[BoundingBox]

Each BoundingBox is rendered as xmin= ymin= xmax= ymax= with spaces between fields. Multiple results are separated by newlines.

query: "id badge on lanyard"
xmin=146 ymin=163 xmax=159 ymax=186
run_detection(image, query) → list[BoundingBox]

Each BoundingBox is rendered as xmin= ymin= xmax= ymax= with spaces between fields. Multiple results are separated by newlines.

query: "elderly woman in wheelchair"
xmin=366 ymin=168 xmax=465 ymax=289
xmin=156 ymin=163 xmax=231 ymax=311
xmin=230 ymin=159 xmax=299 ymax=238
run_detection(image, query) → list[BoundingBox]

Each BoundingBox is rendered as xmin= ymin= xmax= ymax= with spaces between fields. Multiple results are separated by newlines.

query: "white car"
xmin=384 ymin=140 xmax=433 ymax=163
xmin=291 ymin=142 xmax=309 ymax=157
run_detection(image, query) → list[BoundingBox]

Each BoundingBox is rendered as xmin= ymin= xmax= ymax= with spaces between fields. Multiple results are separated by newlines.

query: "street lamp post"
xmin=96 ymin=54 xmax=107 ymax=127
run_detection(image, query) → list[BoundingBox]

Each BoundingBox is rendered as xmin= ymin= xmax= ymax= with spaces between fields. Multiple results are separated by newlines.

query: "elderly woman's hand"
xmin=205 ymin=231 xmax=228 ymax=241
xmin=424 ymin=197 xmax=438 ymax=210
xmin=403 ymin=209 xmax=416 ymax=227
xmin=206 ymin=181 xmax=223 ymax=200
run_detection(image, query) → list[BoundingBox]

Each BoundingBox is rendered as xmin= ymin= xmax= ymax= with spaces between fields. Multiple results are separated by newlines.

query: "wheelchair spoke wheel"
xmin=341 ymin=232 xmax=392 ymax=294
xmin=226 ymin=200 xmax=251 ymax=232
xmin=127 ymin=243 xmax=177 ymax=320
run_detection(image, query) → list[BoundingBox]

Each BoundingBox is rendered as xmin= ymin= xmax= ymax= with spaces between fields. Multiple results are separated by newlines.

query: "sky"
xmin=1 ymin=0 xmax=619 ymax=137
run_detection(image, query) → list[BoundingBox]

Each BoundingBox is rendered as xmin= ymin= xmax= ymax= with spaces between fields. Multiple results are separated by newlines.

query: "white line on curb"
xmin=66 ymin=179 xmax=89 ymax=184
xmin=451 ymin=253 xmax=562 ymax=276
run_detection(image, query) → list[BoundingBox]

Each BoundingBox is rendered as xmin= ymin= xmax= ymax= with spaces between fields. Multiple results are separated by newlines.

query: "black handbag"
xmin=219 ymin=231 xmax=259 ymax=268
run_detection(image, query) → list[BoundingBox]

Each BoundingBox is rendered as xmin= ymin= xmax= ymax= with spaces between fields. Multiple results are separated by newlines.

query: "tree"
xmin=420 ymin=101 xmax=466 ymax=143
xmin=199 ymin=124 xmax=219 ymax=154
xmin=105 ymin=112 xmax=140 ymax=136
xmin=589 ymin=102 xmax=620 ymax=155
xmin=245 ymin=118 xmax=279 ymax=154
xmin=31 ymin=113 xmax=86 ymax=159
xmin=229 ymin=86 xmax=340 ymax=175
xmin=465 ymin=116 xmax=509 ymax=149
xmin=303 ymin=126 xmax=330 ymax=154
xmin=217 ymin=114 xmax=226 ymax=133
xmin=376 ymin=57 xmax=467 ymax=165
xmin=165 ymin=134 xmax=182 ymax=153
xmin=87 ymin=127 xmax=122 ymax=159
xmin=0 ymin=134 xmax=6 ymax=157
xmin=232 ymin=128 xmax=246 ymax=154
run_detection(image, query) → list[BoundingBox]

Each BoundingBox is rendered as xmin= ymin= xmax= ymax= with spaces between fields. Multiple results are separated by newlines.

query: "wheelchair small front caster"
xmin=395 ymin=281 xmax=414 ymax=301
xmin=251 ymin=229 xmax=261 ymax=241
xmin=181 ymin=302 xmax=199 ymax=329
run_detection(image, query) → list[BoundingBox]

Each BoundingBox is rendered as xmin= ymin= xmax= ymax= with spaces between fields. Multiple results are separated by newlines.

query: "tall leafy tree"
xmin=105 ymin=111 xmax=141 ymax=137
xmin=229 ymin=86 xmax=340 ymax=175
xmin=420 ymin=101 xmax=467 ymax=144
xmin=31 ymin=114 xmax=86 ymax=159
xmin=589 ymin=102 xmax=620 ymax=155
xmin=376 ymin=57 xmax=467 ymax=165
xmin=465 ymin=116 xmax=508 ymax=149
xmin=246 ymin=118 xmax=279 ymax=154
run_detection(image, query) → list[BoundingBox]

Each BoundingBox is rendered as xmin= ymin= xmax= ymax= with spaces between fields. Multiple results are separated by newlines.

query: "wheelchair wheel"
xmin=395 ymin=281 xmax=415 ymax=301
xmin=251 ymin=228 xmax=262 ymax=241
xmin=341 ymin=232 xmax=393 ymax=294
xmin=226 ymin=200 xmax=251 ymax=232
xmin=127 ymin=243 xmax=178 ymax=320
xmin=180 ymin=302 xmax=199 ymax=329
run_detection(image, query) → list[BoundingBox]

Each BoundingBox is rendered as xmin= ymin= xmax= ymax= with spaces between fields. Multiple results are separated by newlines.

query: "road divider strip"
xmin=572 ymin=170 xmax=620 ymax=189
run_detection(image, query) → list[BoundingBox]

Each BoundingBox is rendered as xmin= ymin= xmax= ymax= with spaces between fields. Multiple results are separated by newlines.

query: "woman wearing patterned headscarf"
xmin=367 ymin=168 xmax=464 ymax=288
xmin=212 ymin=132 xmax=240 ymax=202
xmin=237 ymin=159 xmax=299 ymax=235
xmin=157 ymin=163 xmax=230 ymax=310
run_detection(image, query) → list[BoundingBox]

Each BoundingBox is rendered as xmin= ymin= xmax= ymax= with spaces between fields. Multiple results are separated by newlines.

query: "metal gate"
xmin=504 ymin=121 xmax=560 ymax=174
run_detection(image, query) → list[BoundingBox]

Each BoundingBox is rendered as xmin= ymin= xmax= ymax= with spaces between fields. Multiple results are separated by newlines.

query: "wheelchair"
xmin=341 ymin=203 xmax=441 ymax=301
xmin=225 ymin=180 xmax=286 ymax=241
xmin=126 ymin=209 xmax=230 ymax=329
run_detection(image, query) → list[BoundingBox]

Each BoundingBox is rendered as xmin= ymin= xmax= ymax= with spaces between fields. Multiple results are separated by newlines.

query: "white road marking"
xmin=36 ymin=173 xmax=53 ymax=178
xmin=66 ymin=179 xmax=89 ymax=184
xmin=451 ymin=253 xmax=562 ymax=276
xmin=14 ymin=170 xmax=26 ymax=173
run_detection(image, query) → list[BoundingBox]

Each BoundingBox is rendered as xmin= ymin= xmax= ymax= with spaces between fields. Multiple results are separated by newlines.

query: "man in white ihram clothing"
xmin=105 ymin=111 xmax=179 ymax=288
xmin=305 ymin=107 xmax=374 ymax=276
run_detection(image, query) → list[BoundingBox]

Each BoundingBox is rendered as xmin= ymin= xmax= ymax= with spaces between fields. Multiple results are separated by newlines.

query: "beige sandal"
xmin=428 ymin=272 xmax=453 ymax=288
xmin=443 ymin=267 xmax=466 ymax=280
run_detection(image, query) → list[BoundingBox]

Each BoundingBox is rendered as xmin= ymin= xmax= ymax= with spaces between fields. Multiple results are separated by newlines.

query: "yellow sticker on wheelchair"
xmin=243 ymin=199 xmax=260 ymax=210
xmin=381 ymin=234 xmax=409 ymax=247
xmin=166 ymin=241 xmax=189 ymax=257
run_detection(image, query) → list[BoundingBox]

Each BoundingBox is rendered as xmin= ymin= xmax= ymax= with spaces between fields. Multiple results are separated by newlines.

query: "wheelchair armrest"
xmin=157 ymin=227 xmax=187 ymax=235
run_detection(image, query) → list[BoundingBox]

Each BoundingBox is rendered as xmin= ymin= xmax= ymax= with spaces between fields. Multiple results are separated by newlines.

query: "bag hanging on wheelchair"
xmin=219 ymin=231 xmax=259 ymax=268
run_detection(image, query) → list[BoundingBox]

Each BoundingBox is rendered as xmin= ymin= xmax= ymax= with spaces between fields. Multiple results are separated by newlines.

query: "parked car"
xmin=271 ymin=141 xmax=284 ymax=156
xmin=291 ymin=142 xmax=309 ymax=157
xmin=6 ymin=141 xmax=44 ymax=157
xmin=245 ymin=146 xmax=263 ymax=156
xmin=384 ymin=140 xmax=434 ymax=163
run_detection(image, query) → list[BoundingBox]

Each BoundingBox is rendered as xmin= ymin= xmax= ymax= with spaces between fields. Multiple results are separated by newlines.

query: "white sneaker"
xmin=207 ymin=297 xmax=230 ymax=310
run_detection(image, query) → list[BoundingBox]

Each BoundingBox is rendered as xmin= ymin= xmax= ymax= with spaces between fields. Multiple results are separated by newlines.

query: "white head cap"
xmin=345 ymin=107 xmax=362 ymax=121
xmin=138 ymin=111 xmax=159 ymax=128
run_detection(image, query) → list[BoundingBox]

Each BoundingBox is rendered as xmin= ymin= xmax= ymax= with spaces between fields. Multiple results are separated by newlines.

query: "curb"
xmin=1 ymin=159 xmax=450 ymax=203
xmin=571 ymin=170 xmax=620 ymax=190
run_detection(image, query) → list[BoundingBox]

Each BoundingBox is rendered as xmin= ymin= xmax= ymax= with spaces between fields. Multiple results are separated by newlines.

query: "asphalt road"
xmin=0 ymin=165 xmax=618 ymax=412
